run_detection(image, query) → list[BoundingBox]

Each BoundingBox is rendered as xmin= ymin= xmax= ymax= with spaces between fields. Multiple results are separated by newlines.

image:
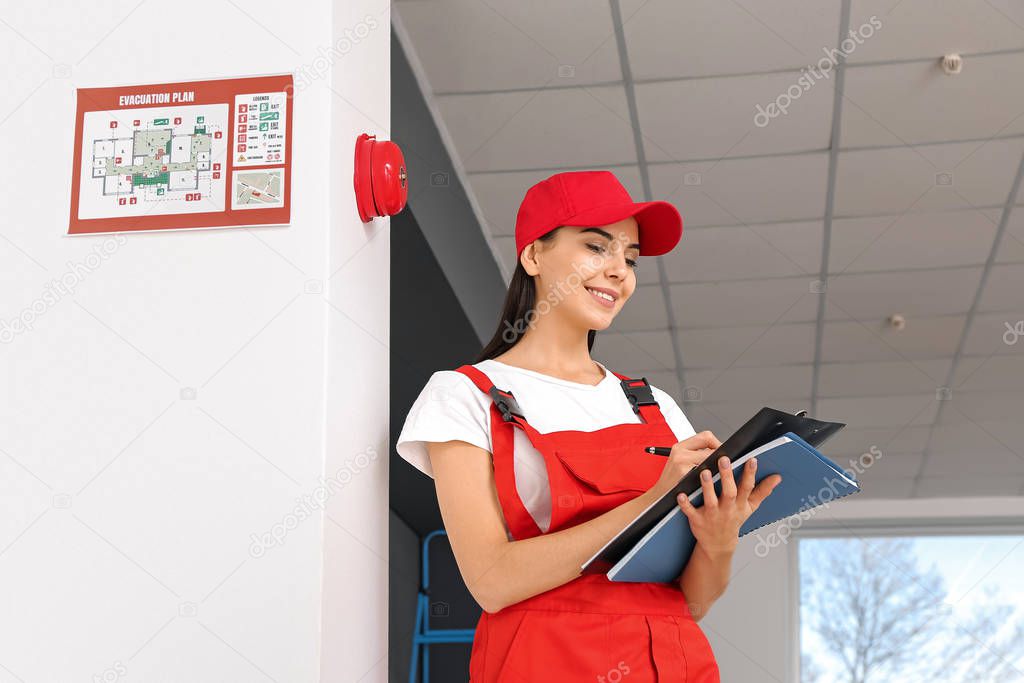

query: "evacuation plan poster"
xmin=68 ymin=74 xmax=293 ymax=235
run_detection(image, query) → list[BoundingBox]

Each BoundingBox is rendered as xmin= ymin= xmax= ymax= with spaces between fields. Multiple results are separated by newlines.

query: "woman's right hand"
xmin=647 ymin=431 xmax=723 ymax=499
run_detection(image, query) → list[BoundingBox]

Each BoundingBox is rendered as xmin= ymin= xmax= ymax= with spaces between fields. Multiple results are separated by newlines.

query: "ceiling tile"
xmin=996 ymin=209 xmax=1024 ymax=263
xmin=834 ymin=138 xmax=1024 ymax=216
xmin=818 ymin=359 xmax=952 ymax=397
xmin=978 ymin=263 xmax=1024 ymax=312
xmin=841 ymin=53 xmax=1024 ymax=147
xmin=816 ymin=393 xmax=939 ymax=428
xmin=685 ymin=365 xmax=813 ymax=402
xmin=823 ymin=424 xmax=932 ymax=456
xmin=610 ymin=284 xmax=669 ymax=330
xmin=643 ymin=369 xmax=683 ymax=402
xmin=914 ymin=475 xmax=1024 ymax=497
xmin=846 ymin=0 xmax=1024 ymax=63
xmin=596 ymin=329 xmax=677 ymax=371
xmin=822 ymin=314 xmax=966 ymax=362
xmin=662 ymin=221 xmax=822 ymax=282
xmin=942 ymin=391 xmax=1024 ymax=424
xmin=853 ymin=452 xmax=925 ymax=478
xmin=824 ymin=267 xmax=983 ymax=321
xmin=648 ymin=152 xmax=829 ymax=227
xmin=636 ymin=259 xmax=665 ymax=286
xmin=636 ymin=73 xmax=833 ymax=162
xmin=686 ymin=399 xmax=811 ymax=433
xmin=963 ymin=312 xmax=1024 ymax=357
xmin=855 ymin=476 xmax=916 ymax=499
xmin=675 ymin=321 xmax=816 ymax=369
xmin=436 ymin=85 xmax=637 ymax=171
xmin=679 ymin=402 xmax=740 ymax=434
xmin=956 ymin=418 xmax=1024 ymax=463
xmin=952 ymin=354 xmax=1024 ymax=393
xmin=395 ymin=0 xmax=623 ymax=92
xmin=622 ymin=0 xmax=842 ymax=79
xmin=829 ymin=210 xmax=1000 ymax=273
xmin=926 ymin=417 xmax=1024 ymax=465
xmin=670 ymin=276 xmax=819 ymax=328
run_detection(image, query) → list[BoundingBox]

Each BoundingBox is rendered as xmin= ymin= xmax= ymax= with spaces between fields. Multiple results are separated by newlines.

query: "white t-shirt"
xmin=396 ymin=358 xmax=697 ymax=536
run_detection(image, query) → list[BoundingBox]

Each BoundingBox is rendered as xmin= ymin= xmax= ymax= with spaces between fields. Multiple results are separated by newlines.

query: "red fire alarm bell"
xmin=354 ymin=133 xmax=407 ymax=222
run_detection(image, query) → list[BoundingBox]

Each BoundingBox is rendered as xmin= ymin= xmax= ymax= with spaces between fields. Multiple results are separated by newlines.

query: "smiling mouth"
xmin=585 ymin=286 xmax=617 ymax=307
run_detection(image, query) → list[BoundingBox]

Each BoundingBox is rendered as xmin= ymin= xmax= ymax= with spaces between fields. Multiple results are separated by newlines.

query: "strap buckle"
xmin=621 ymin=377 xmax=657 ymax=415
xmin=488 ymin=386 xmax=524 ymax=423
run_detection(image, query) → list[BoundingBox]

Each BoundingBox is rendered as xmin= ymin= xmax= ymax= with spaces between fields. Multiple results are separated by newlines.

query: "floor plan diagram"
xmin=78 ymin=103 xmax=228 ymax=220
xmin=92 ymin=128 xmax=211 ymax=194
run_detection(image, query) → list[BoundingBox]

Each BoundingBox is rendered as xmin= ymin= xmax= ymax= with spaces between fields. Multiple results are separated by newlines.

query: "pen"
xmin=644 ymin=446 xmax=673 ymax=456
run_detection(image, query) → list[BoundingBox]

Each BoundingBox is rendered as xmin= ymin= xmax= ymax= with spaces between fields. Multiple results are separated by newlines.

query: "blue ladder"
xmin=408 ymin=530 xmax=476 ymax=683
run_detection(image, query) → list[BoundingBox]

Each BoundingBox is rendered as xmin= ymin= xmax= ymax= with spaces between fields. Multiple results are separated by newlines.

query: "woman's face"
xmin=525 ymin=216 xmax=641 ymax=331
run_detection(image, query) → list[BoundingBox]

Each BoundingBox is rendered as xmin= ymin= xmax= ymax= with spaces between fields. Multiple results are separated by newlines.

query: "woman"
xmin=396 ymin=170 xmax=782 ymax=682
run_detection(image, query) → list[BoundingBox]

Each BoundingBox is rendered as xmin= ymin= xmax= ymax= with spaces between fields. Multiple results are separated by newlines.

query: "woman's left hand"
xmin=676 ymin=455 xmax=782 ymax=558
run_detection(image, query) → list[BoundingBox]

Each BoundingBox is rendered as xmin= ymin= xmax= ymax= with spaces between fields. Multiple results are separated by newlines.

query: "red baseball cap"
xmin=514 ymin=170 xmax=683 ymax=258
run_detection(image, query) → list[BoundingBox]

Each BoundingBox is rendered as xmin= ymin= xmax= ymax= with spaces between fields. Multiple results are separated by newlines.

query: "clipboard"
xmin=580 ymin=406 xmax=846 ymax=575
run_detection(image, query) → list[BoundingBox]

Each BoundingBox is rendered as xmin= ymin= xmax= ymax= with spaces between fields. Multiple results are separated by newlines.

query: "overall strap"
xmin=454 ymin=364 xmax=544 ymax=539
xmin=609 ymin=370 xmax=670 ymax=427
xmin=459 ymin=364 xmax=671 ymax=429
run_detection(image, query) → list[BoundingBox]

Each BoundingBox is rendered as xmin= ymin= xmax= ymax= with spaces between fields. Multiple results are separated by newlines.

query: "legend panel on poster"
xmin=233 ymin=91 xmax=288 ymax=167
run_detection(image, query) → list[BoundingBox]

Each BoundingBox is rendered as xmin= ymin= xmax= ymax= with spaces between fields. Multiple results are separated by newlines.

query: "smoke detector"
xmin=941 ymin=53 xmax=963 ymax=75
xmin=887 ymin=313 xmax=906 ymax=331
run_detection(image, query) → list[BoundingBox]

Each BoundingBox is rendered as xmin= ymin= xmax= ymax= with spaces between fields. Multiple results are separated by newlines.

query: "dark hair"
xmin=474 ymin=228 xmax=596 ymax=363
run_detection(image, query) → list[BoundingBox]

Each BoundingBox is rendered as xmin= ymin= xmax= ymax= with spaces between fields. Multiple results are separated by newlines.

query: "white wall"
xmin=0 ymin=1 xmax=390 ymax=681
xmin=704 ymin=496 xmax=1024 ymax=682
xmin=321 ymin=1 xmax=392 ymax=680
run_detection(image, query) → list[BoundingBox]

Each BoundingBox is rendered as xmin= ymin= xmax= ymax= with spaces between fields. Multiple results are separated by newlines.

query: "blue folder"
xmin=607 ymin=432 xmax=861 ymax=583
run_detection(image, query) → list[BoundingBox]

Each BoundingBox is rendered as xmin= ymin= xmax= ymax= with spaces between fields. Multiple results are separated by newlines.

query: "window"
xmin=798 ymin=533 xmax=1024 ymax=683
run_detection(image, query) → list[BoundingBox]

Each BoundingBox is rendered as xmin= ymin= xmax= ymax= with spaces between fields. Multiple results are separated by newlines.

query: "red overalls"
xmin=455 ymin=363 xmax=720 ymax=683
